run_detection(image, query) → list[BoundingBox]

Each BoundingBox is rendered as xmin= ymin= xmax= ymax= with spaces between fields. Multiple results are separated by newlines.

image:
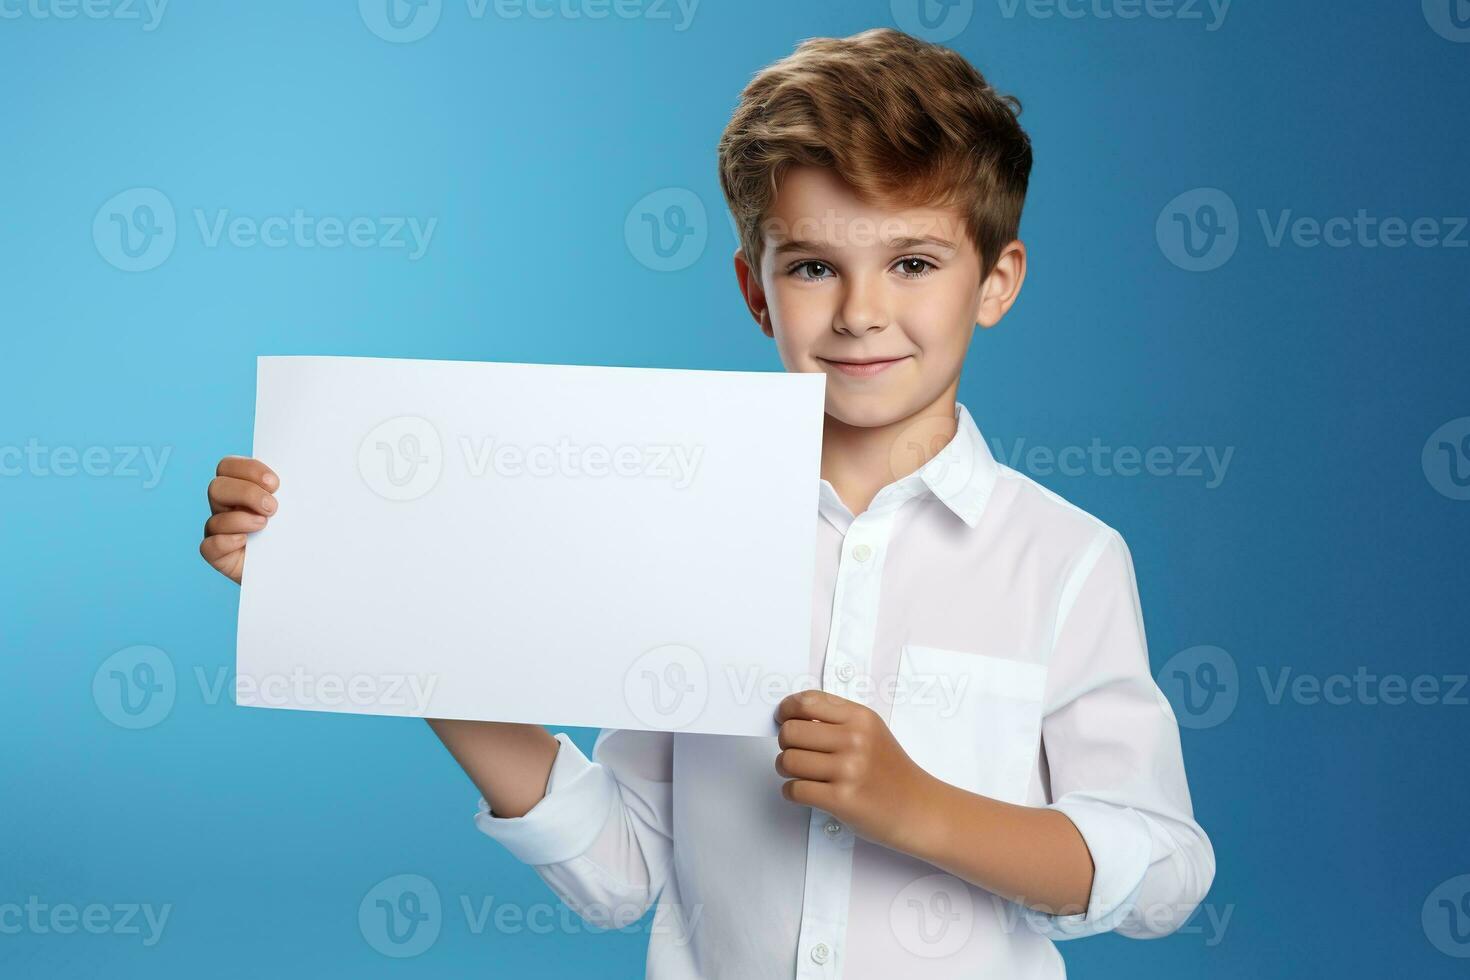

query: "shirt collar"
xmin=817 ymin=401 xmax=999 ymax=530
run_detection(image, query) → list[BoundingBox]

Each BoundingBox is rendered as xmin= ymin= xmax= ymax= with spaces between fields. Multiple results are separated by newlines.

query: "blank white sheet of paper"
xmin=235 ymin=355 xmax=825 ymax=737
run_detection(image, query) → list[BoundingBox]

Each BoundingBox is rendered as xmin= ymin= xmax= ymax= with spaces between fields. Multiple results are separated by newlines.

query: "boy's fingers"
xmin=775 ymin=689 xmax=852 ymax=725
xmin=216 ymin=455 xmax=279 ymax=491
xmin=208 ymin=476 xmax=278 ymax=516
xmin=199 ymin=533 xmax=247 ymax=565
xmin=778 ymin=718 xmax=845 ymax=752
xmin=775 ymin=748 xmax=839 ymax=782
xmin=780 ymin=778 xmax=830 ymax=810
xmin=204 ymin=511 xmax=268 ymax=537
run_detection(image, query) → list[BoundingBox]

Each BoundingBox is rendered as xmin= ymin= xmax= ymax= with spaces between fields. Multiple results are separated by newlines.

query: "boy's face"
xmin=734 ymin=165 xmax=1024 ymax=429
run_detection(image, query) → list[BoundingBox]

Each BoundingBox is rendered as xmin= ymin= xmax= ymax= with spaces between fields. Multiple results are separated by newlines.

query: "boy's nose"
xmin=834 ymin=278 xmax=891 ymax=336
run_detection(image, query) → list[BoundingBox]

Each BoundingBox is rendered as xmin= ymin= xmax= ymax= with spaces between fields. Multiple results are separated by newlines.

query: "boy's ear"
xmin=973 ymin=239 xmax=1027 ymax=329
xmin=733 ymin=248 xmax=774 ymax=338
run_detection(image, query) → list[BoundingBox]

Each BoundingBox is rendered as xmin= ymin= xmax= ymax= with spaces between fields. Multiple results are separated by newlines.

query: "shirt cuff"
xmin=1030 ymin=796 xmax=1152 ymax=939
xmin=472 ymin=732 xmax=617 ymax=866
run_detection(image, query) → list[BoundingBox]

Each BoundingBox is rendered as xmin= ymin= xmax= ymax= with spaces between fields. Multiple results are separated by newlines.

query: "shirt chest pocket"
xmin=886 ymin=645 xmax=1048 ymax=805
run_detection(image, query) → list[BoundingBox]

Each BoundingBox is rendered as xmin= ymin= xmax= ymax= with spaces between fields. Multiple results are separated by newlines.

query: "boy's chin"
xmin=822 ymin=392 xmax=926 ymax=430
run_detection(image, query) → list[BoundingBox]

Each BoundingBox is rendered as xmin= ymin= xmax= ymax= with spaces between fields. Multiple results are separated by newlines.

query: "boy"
xmin=201 ymin=28 xmax=1213 ymax=978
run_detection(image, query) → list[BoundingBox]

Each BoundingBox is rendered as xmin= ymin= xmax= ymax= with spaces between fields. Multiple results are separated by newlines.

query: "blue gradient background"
xmin=3 ymin=1 xmax=1468 ymax=976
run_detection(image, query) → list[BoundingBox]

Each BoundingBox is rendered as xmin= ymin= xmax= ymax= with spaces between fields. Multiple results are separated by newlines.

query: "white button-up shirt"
xmin=474 ymin=401 xmax=1214 ymax=978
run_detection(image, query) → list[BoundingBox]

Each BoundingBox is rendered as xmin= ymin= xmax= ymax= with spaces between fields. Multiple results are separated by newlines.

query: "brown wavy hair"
xmin=717 ymin=27 xmax=1032 ymax=281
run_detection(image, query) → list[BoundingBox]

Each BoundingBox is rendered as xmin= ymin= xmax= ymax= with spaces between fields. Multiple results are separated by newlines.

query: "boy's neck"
xmin=820 ymin=382 xmax=960 ymax=518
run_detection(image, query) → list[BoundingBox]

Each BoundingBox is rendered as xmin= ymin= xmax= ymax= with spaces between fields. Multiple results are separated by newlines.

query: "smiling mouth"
xmin=817 ymin=355 xmax=911 ymax=378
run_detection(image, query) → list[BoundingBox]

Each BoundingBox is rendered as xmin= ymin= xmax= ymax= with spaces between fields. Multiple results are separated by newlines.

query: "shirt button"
xmin=852 ymin=543 xmax=872 ymax=562
xmin=823 ymin=819 xmax=843 ymax=838
xmin=810 ymin=942 xmax=831 ymax=965
xmin=835 ymin=661 xmax=856 ymax=683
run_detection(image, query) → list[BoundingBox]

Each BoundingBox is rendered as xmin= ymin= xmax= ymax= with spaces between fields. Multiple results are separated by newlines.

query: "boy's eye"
xmin=790 ymin=260 xmax=833 ymax=281
xmin=895 ymin=257 xmax=936 ymax=278
xmin=787 ymin=258 xmax=937 ymax=281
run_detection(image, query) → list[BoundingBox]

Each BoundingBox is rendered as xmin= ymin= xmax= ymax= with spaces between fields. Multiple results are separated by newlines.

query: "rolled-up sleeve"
xmin=474 ymin=729 xmax=676 ymax=928
xmin=1030 ymin=528 xmax=1216 ymax=940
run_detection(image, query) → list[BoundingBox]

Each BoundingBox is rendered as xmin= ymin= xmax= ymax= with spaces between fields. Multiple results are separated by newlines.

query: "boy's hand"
xmin=200 ymin=456 xmax=280 ymax=584
xmin=774 ymin=689 xmax=937 ymax=851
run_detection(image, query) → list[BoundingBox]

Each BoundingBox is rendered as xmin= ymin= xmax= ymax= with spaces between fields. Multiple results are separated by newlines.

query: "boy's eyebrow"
xmin=887 ymin=235 xmax=958 ymax=252
xmin=770 ymin=235 xmax=959 ymax=254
